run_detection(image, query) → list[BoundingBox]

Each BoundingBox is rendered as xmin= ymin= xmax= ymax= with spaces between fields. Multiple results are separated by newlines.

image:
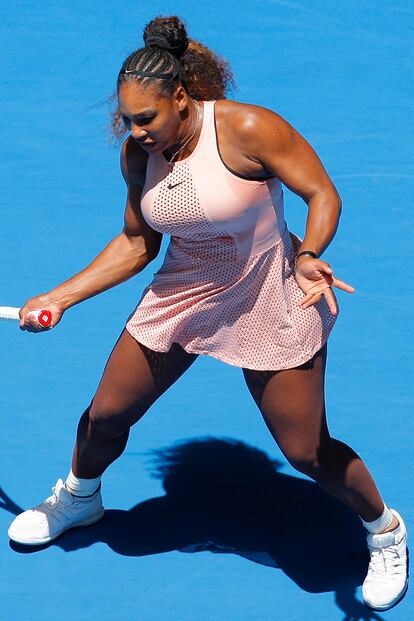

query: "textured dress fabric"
xmin=126 ymin=101 xmax=337 ymax=370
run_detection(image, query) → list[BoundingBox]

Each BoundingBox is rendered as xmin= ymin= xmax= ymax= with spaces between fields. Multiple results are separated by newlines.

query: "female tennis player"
xmin=8 ymin=16 xmax=408 ymax=611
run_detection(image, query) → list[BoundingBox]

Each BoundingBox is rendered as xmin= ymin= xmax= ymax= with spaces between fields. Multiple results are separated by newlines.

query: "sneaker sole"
xmin=8 ymin=508 xmax=105 ymax=546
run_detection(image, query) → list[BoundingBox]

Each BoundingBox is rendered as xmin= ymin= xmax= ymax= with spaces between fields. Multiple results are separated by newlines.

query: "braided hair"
xmin=111 ymin=15 xmax=235 ymax=139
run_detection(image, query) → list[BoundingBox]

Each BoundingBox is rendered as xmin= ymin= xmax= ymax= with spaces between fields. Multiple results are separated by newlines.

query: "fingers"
xmin=19 ymin=307 xmax=30 ymax=331
xmin=298 ymin=274 xmax=355 ymax=303
xmin=323 ymin=288 xmax=338 ymax=315
xmin=296 ymin=260 xmax=355 ymax=294
xmin=21 ymin=321 xmax=50 ymax=333
xmin=300 ymin=291 xmax=324 ymax=310
xmin=296 ymin=261 xmax=354 ymax=314
xmin=19 ymin=309 xmax=48 ymax=332
xmin=19 ymin=319 xmax=43 ymax=332
xmin=299 ymin=282 xmax=331 ymax=307
xmin=299 ymin=287 xmax=338 ymax=314
xmin=331 ymin=276 xmax=355 ymax=293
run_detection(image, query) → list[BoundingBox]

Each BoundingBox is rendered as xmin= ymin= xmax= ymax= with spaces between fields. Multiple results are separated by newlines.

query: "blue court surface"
xmin=1 ymin=2 xmax=413 ymax=619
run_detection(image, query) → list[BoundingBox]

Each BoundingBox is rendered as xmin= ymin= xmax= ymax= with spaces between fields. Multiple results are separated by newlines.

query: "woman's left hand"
xmin=294 ymin=256 xmax=355 ymax=315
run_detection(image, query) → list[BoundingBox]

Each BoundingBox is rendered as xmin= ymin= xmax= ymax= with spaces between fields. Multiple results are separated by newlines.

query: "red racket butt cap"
xmin=38 ymin=310 xmax=52 ymax=327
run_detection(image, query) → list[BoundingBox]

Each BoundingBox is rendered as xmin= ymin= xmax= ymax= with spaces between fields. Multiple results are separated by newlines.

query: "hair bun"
xmin=143 ymin=15 xmax=189 ymax=59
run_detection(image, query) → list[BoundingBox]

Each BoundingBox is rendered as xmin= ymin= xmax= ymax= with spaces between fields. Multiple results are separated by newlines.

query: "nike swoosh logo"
xmin=167 ymin=181 xmax=185 ymax=189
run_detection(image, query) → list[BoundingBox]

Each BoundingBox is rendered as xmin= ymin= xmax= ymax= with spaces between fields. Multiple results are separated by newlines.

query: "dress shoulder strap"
xmin=196 ymin=100 xmax=220 ymax=162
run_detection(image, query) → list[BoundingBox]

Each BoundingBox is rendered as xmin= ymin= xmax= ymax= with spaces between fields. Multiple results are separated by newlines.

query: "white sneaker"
xmin=8 ymin=479 xmax=105 ymax=545
xmin=362 ymin=509 xmax=409 ymax=610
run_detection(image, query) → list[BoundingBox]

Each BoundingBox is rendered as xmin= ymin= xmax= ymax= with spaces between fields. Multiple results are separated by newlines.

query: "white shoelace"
xmin=34 ymin=484 xmax=74 ymax=524
xmin=368 ymin=543 xmax=405 ymax=578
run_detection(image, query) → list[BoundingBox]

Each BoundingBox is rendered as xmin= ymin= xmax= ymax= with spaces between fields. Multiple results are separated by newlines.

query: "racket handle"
xmin=0 ymin=307 xmax=52 ymax=327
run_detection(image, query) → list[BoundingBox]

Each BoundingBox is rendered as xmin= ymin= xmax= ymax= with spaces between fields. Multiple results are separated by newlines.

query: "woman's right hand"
xmin=19 ymin=294 xmax=65 ymax=332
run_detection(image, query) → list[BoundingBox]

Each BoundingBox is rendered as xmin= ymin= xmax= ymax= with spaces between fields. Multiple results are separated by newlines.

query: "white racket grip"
xmin=0 ymin=306 xmax=21 ymax=320
xmin=0 ymin=307 xmax=52 ymax=327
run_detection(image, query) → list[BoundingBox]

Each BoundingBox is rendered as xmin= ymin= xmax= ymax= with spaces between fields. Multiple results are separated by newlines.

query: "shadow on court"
xmin=1 ymin=438 xmax=385 ymax=621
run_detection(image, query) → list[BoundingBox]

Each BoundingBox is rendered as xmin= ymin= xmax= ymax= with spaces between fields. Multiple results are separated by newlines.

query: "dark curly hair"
xmin=111 ymin=15 xmax=235 ymax=139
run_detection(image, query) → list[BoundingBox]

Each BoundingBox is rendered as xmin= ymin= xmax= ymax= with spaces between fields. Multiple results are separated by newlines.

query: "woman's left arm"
xmin=238 ymin=105 xmax=355 ymax=315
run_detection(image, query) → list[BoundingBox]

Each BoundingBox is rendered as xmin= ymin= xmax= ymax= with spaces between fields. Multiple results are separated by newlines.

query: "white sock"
xmin=361 ymin=504 xmax=394 ymax=534
xmin=65 ymin=470 xmax=101 ymax=498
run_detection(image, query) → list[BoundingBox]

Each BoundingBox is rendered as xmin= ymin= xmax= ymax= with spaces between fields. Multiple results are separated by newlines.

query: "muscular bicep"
xmin=120 ymin=138 xmax=162 ymax=259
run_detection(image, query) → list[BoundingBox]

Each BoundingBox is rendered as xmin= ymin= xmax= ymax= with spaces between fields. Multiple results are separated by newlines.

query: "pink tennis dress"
xmin=126 ymin=101 xmax=336 ymax=370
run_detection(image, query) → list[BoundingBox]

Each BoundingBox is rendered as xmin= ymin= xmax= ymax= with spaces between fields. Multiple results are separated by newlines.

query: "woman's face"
xmin=118 ymin=81 xmax=188 ymax=153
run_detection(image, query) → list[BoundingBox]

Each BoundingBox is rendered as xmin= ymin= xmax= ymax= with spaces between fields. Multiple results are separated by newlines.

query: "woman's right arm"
xmin=20 ymin=138 xmax=162 ymax=331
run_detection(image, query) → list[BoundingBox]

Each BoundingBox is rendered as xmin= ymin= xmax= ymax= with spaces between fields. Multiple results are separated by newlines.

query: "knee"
xmin=86 ymin=399 xmax=131 ymax=438
xmin=284 ymin=444 xmax=333 ymax=479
